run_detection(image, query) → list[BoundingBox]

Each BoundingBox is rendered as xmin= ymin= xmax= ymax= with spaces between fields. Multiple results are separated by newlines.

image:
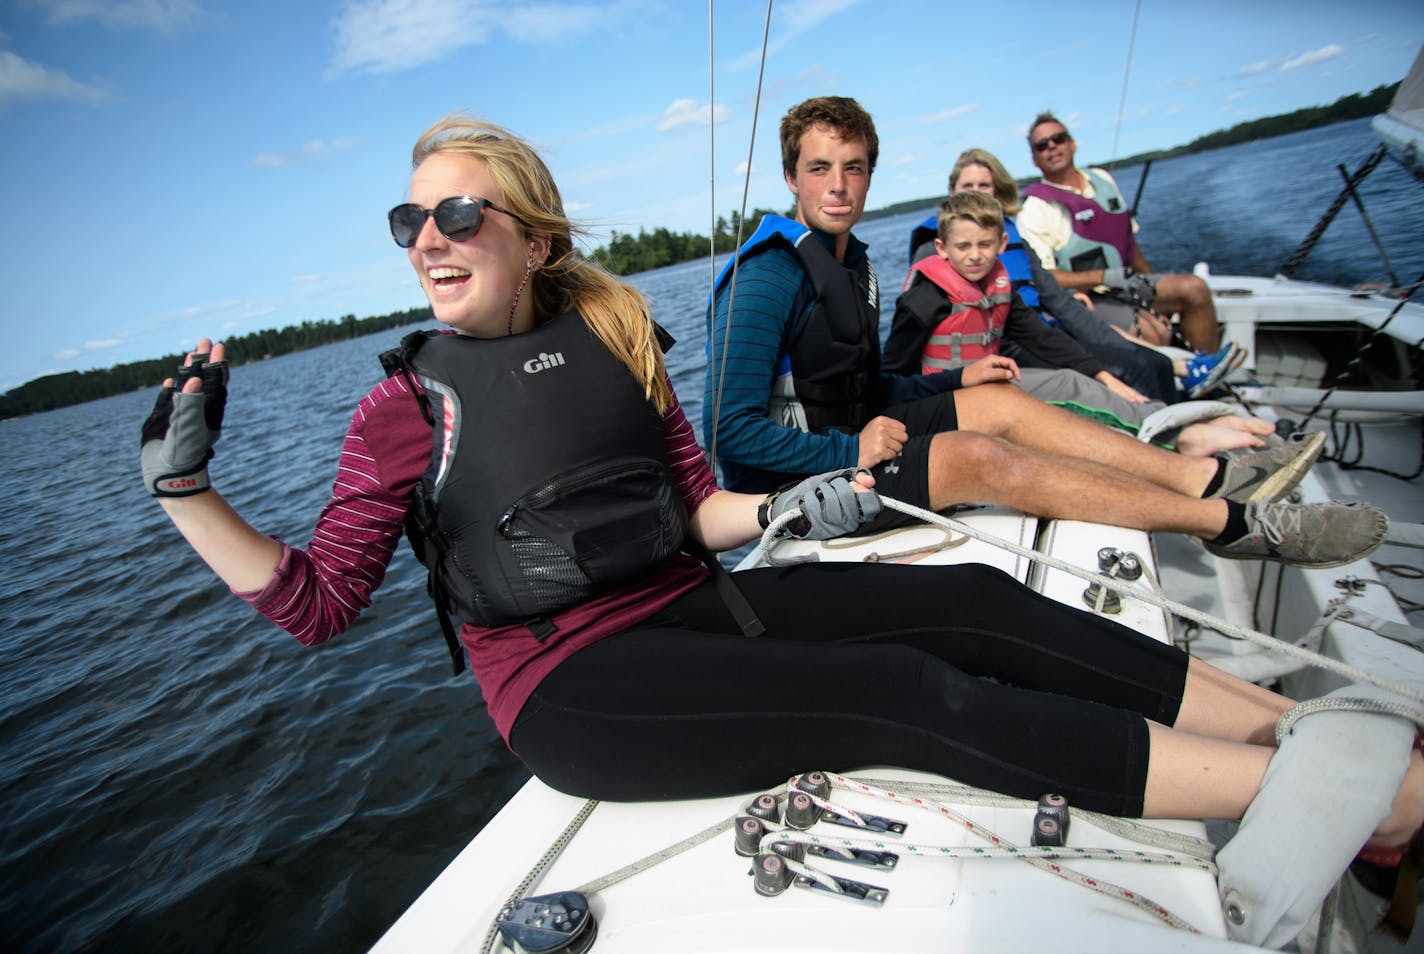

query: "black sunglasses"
xmin=1031 ymin=130 xmax=1072 ymax=153
xmin=387 ymin=195 xmax=525 ymax=248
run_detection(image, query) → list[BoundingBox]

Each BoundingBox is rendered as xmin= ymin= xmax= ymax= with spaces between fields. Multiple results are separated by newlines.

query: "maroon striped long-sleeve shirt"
xmin=235 ymin=370 xmax=719 ymax=743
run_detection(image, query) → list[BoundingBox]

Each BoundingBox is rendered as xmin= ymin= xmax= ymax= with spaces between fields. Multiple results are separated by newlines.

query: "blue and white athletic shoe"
xmin=1184 ymin=343 xmax=1240 ymax=399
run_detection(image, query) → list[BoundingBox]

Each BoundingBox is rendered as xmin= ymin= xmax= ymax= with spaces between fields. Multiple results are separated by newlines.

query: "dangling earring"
xmin=506 ymin=244 xmax=538 ymax=336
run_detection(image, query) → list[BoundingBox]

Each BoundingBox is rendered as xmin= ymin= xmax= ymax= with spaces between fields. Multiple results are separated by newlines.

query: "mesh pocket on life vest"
xmin=492 ymin=456 xmax=687 ymax=622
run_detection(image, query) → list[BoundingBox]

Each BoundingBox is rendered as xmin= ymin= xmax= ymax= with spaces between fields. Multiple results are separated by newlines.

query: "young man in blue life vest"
xmin=1018 ymin=112 xmax=1223 ymax=355
xmin=703 ymin=95 xmax=1384 ymax=568
xmin=885 ymin=190 xmax=1239 ymax=441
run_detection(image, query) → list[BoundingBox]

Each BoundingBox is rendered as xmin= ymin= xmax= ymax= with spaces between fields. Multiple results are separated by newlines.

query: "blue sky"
xmin=2 ymin=0 xmax=1421 ymax=395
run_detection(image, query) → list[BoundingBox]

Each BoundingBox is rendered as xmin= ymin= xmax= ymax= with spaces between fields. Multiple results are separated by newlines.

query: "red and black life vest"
xmin=906 ymin=256 xmax=1012 ymax=373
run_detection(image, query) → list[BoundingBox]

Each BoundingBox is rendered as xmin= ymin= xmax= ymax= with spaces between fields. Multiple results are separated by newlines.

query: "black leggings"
xmin=510 ymin=563 xmax=1188 ymax=817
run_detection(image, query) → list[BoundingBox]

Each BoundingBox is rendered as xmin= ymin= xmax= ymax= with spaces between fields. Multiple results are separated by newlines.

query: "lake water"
xmin=2 ymin=117 xmax=1420 ymax=953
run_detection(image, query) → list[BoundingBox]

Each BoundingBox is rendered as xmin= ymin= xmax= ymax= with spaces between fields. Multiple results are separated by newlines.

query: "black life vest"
xmin=380 ymin=313 xmax=688 ymax=666
xmin=710 ymin=214 xmax=880 ymax=436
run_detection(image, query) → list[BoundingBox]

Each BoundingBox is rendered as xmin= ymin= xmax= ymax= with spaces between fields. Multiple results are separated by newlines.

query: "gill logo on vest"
xmin=1074 ymin=208 xmax=1095 ymax=222
xmin=522 ymin=351 xmax=566 ymax=373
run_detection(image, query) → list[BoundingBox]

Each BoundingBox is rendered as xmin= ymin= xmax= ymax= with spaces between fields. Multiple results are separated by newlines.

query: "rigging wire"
xmin=1109 ymin=0 xmax=1143 ymax=169
xmin=707 ymin=0 xmax=774 ymax=474
xmin=708 ymin=2 xmax=716 ymax=291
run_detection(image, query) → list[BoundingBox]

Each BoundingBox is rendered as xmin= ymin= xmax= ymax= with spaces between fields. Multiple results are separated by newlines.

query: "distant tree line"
xmin=7 ymin=83 xmax=1399 ymax=420
xmin=1109 ymin=82 xmax=1401 ymax=167
xmin=863 ymin=81 xmax=1404 ymax=220
xmin=1 ymin=305 xmax=432 ymax=419
xmin=589 ymin=207 xmax=789 ymax=275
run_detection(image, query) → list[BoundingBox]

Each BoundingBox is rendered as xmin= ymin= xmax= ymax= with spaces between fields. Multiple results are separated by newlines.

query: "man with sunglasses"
xmin=1018 ymin=112 xmax=1223 ymax=357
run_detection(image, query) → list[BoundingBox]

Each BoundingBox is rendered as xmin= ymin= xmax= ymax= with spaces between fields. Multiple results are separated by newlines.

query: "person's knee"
xmin=1158 ymin=273 xmax=1212 ymax=310
xmin=932 ymin=430 xmax=1026 ymax=486
xmin=957 ymin=379 xmax=1032 ymax=422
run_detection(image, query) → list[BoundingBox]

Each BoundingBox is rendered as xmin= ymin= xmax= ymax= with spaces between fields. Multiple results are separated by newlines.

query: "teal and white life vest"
xmin=1021 ymin=168 xmax=1137 ymax=272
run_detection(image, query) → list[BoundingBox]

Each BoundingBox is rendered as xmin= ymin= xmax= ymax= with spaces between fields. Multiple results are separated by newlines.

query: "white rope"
xmin=848 ymin=775 xmax=1214 ymax=860
xmin=755 ymin=496 xmax=1424 ymax=706
xmin=1276 ymin=694 xmax=1424 ymax=744
xmin=803 ymin=772 xmax=1208 ymax=933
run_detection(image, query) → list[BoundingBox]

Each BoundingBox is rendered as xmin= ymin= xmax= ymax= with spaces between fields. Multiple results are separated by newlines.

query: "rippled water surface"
xmin=1 ymin=118 xmax=1420 ymax=952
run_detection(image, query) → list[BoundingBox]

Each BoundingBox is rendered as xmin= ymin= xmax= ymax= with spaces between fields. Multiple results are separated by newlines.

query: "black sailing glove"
xmin=758 ymin=468 xmax=882 ymax=539
xmin=1102 ymin=266 xmax=1156 ymax=308
xmin=140 ymin=353 xmax=229 ymax=497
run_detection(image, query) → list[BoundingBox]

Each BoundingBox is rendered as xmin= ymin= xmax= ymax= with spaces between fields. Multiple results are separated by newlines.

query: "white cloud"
xmin=0 ymin=50 xmax=112 ymax=107
xmin=252 ymin=137 xmax=362 ymax=168
xmin=327 ymin=0 xmax=612 ymax=77
xmin=55 ymin=348 xmax=80 ymax=360
xmin=921 ymin=103 xmax=981 ymax=124
xmin=82 ymin=337 xmax=124 ymax=352
xmin=328 ymin=0 xmax=484 ymax=76
xmin=656 ymin=98 xmax=731 ymax=131
xmin=1281 ymin=44 xmax=1346 ymax=72
xmin=503 ymin=3 xmax=604 ymax=43
xmin=1237 ymin=59 xmax=1274 ymax=77
xmin=1157 ymin=75 xmax=1204 ymax=92
xmin=31 ymin=0 xmax=202 ymax=32
xmin=729 ymin=1 xmax=863 ymax=71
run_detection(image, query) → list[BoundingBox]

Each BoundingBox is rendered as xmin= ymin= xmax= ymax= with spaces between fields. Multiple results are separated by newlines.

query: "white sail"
xmin=1372 ymin=44 xmax=1424 ymax=176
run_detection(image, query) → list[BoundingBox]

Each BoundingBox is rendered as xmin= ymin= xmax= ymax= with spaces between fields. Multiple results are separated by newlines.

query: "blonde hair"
xmin=949 ymin=148 xmax=1021 ymax=216
xmin=936 ymin=190 xmax=1005 ymax=242
xmin=410 ymin=115 xmax=672 ymax=412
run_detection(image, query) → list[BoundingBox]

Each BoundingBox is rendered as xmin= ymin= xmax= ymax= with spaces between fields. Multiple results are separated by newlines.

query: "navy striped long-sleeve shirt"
xmin=702 ymin=229 xmax=963 ymax=493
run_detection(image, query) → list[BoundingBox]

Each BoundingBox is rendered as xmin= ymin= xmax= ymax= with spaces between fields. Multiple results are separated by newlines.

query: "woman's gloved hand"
xmin=141 ymin=346 xmax=228 ymax=497
xmin=758 ymin=468 xmax=881 ymax=539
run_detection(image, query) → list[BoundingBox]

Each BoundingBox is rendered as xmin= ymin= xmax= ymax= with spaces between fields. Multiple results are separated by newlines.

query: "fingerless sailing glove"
xmin=758 ymin=468 xmax=882 ymax=539
xmin=140 ymin=354 xmax=228 ymax=497
xmin=1102 ymin=266 xmax=1156 ymax=306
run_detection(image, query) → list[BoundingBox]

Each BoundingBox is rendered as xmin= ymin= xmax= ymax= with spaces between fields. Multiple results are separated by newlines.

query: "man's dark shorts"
xmin=859 ymin=393 xmax=959 ymax=533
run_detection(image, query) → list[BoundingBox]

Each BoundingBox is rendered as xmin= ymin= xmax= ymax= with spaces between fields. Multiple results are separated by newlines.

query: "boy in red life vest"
xmin=885 ymin=190 xmax=1172 ymax=433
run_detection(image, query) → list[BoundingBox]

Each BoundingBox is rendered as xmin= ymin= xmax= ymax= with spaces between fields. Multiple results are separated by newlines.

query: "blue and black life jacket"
xmin=709 ymin=214 xmax=880 ymax=437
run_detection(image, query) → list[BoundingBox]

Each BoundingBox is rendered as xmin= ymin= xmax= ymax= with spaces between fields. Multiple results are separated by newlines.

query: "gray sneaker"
xmin=1207 ymin=431 xmax=1327 ymax=502
xmin=1205 ymin=499 xmax=1389 ymax=568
